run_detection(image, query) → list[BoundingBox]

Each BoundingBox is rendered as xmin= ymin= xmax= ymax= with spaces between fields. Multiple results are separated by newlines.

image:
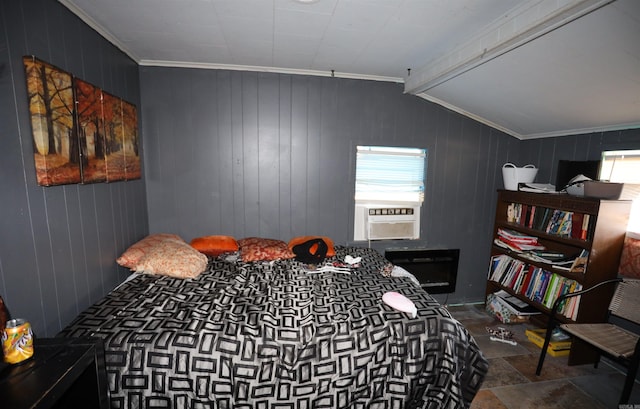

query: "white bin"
xmin=502 ymin=163 xmax=538 ymax=191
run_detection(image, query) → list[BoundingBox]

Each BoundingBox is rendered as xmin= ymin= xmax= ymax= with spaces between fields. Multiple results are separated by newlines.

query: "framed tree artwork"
xmin=121 ymin=100 xmax=141 ymax=180
xmin=75 ymin=78 xmax=106 ymax=183
xmin=23 ymin=56 xmax=141 ymax=186
xmin=23 ymin=56 xmax=81 ymax=186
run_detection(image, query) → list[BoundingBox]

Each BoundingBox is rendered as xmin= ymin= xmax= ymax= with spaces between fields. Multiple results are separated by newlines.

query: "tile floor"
xmin=446 ymin=304 xmax=640 ymax=409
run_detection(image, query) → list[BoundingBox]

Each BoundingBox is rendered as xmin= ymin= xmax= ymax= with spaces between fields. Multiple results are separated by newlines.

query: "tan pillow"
xmin=116 ymin=233 xmax=183 ymax=269
xmin=134 ymin=239 xmax=208 ymax=279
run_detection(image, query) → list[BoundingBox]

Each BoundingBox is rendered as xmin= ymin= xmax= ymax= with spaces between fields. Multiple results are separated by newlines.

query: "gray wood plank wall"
xmin=140 ymin=67 xmax=521 ymax=304
xmin=140 ymin=67 xmax=640 ymax=305
xmin=0 ymin=0 xmax=148 ymax=337
xmin=2 ymin=0 xmax=639 ymax=336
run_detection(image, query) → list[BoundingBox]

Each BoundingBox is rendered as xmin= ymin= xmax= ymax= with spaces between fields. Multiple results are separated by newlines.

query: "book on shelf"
xmin=497 ymin=228 xmax=538 ymax=243
xmin=545 ymin=209 xmax=574 ymax=238
xmin=494 ymin=237 xmax=545 ymax=252
xmin=492 ymin=290 xmax=540 ymax=315
xmin=488 ymin=254 xmax=582 ymax=320
xmin=506 ymin=202 xmax=592 ymax=241
xmin=517 ymin=183 xmax=557 ymax=193
xmin=521 ymin=250 xmax=582 ymax=269
xmin=569 ymin=249 xmax=589 ymax=273
xmin=580 ymin=214 xmax=591 ymax=240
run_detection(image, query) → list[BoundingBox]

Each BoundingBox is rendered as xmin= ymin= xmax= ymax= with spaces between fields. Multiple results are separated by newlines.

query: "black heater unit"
xmin=384 ymin=248 xmax=460 ymax=294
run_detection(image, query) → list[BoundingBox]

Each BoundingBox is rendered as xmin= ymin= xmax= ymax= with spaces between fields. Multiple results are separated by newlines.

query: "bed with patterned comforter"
xmin=59 ymin=246 xmax=488 ymax=409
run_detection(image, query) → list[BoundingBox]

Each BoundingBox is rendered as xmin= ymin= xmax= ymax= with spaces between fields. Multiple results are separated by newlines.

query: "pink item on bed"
xmin=382 ymin=291 xmax=417 ymax=318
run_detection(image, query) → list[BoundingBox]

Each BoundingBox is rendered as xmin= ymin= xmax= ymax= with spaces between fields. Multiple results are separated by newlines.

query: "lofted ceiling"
xmin=59 ymin=0 xmax=640 ymax=140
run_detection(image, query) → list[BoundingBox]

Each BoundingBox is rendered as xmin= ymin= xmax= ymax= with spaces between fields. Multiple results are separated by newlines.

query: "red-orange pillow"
xmin=116 ymin=233 xmax=183 ymax=269
xmin=288 ymin=236 xmax=335 ymax=257
xmin=190 ymin=235 xmax=239 ymax=257
xmin=238 ymin=237 xmax=295 ymax=262
xmin=619 ymin=233 xmax=640 ymax=278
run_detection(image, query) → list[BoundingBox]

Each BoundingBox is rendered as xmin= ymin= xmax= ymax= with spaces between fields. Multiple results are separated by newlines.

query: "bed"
xmin=60 ymin=238 xmax=488 ymax=409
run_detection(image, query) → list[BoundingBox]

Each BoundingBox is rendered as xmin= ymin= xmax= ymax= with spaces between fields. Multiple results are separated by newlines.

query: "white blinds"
xmin=601 ymin=149 xmax=640 ymax=233
xmin=600 ymin=150 xmax=640 ymax=183
xmin=355 ymin=146 xmax=426 ymax=203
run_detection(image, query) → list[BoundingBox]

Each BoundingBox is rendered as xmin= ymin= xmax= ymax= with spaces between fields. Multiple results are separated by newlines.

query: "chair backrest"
xmin=609 ymin=278 xmax=640 ymax=325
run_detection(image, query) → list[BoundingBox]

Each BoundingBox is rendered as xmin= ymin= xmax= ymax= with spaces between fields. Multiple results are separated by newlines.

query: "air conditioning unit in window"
xmin=354 ymin=205 xmax=420 ymax=241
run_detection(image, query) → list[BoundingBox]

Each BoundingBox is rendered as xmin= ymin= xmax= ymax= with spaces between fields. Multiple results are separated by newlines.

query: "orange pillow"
xmin=288 ymin=236 xmax=335 ymax=257
xmin=190 ymin=235 xmax=239 ymax=257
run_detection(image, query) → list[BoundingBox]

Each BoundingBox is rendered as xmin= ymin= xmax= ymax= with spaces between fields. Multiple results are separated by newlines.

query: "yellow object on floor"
xmin=525 ymin=328 xmax=572 ymax=357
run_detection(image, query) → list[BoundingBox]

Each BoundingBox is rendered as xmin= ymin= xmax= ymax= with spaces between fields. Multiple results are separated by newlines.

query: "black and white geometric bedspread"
xmin=60 ymin=246 xmax=488 ymax=409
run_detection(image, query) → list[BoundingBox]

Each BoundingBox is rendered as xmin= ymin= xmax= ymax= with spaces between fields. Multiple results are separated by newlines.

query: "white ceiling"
xmin=59 ymin=0 xmax=640 ymax=140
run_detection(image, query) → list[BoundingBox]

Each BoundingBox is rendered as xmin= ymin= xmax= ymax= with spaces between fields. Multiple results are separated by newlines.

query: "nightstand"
xmin=0 ymin=337 xmax=108 ymax=408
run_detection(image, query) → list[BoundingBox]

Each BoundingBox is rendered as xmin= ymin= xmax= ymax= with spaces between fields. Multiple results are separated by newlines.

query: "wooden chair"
xmin=535 ymin=278 xmax=640 ymax=405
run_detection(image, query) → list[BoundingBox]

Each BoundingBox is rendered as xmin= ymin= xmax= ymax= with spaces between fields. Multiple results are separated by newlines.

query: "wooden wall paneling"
xmin=420 ymin=104 xmax=439 ymax=242
xmin=257 ymin=72 xmax=281 ymax=238
xmin=93 ymin=186 xmax=114 ymax=294
xmin=476 ymin=126 xmax=499 ymax=241
xmin=44 ymin=188 xmax=76 ymax=332
xmin=138 ymin=67 xmax=636 ymax=304
xmin=289 ymin=75 xmax=311 ymax=236
xmin=189 ymin=70 xmax=219 ymax=238
xmin=457 ymin=117 xmax=483 ymax=235
xmin=459 ymin=118 xmax=495 ymax=296
xmin=1 ymin=0 xmax=146 ymax=336
xmin=108 ymin=184 xmax=126 ymax=290
xmin=428 ymin=107 xmax=451 ymax=243
xmin=14 ymin=1 xmax=59 ymax=335
xmin=240 ymin=72 xmax=260 ymax=236
xmin=230 ymin=71 xmax=247 ymax=237
xmin=140 ymin=69 xmax=166 ymax=233
xmin=318 ymin=78 xmax=344 ymax=238
xmin=304 ymin=76 xmax=323 ymax=236
xmin=277 ymin=75 xmax=293 ymax=239
xmin=76 ymin=185 xmax=104 ymax=306
xmin=215 ymin=71 xmax=235 ymax=236
xmin=171 ymin=72 xmax=198 ymax=238
xmin=63 ymin=185 xmax=87 ymax=316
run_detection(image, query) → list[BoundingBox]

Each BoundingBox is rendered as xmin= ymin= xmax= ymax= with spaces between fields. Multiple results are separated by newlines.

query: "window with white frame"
xmin=353 ymin=146 xmax=427 ymax=241
xmin=354 ymin=146 xmax=426 ymax=203
xmin=600 ymin=149 xmax=640 ymax=233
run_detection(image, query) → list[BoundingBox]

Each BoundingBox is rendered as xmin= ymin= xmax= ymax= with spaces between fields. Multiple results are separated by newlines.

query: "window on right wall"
xmin=600 ymin=149 xmax=640 ymax=233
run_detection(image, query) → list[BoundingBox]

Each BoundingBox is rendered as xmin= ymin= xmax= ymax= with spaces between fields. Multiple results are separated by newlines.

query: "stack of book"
xmin=488 ymin=254 xmax=583 ymax=320
xmin=495 ymin=228 xmax=545 ymax=252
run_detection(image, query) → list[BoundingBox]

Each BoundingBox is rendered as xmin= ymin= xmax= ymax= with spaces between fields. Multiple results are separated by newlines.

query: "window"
xmin=353 ymin=146 xmax=427 ymax=241
xmin=600 ymin=149 xmax=640 ymax=233
xmin=355 ymin=146 xmax=427 ymax=203
xmin=600 ymin=150 xmax=640 ymax=183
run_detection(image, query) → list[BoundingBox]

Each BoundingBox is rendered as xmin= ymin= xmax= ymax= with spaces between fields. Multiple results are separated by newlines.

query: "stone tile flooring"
xmin=447 ymin=304 xmax=640 ymax=409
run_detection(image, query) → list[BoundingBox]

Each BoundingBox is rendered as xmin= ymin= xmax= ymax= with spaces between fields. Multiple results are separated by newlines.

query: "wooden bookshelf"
xmin=486 ymin=189 xmax=631 ymax=365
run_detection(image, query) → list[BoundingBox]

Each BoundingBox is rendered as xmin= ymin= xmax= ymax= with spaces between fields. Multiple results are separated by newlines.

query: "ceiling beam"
xmin=404 ymin=0 xmax=615 ymax=95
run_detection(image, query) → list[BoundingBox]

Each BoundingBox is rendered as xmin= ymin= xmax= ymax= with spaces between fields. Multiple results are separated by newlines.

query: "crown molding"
xmin=138 ymin=60 xmax=403 ymax=83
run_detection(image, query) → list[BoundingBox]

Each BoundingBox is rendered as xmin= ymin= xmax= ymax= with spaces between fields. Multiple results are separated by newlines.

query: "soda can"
xmin=2 ymin=318 xmax=34 ymax=364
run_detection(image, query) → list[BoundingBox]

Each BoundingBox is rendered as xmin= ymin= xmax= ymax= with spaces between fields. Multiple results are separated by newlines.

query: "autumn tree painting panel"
xmin=121 ymin=100 xmax=141 ymax=180
xmin=74 ymin=78 xmax=106 ymax=183
xmin=23 ymin=56 xmax=81 ymax=186
xmin=101 ymin=91 xmax=126 ymax=182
